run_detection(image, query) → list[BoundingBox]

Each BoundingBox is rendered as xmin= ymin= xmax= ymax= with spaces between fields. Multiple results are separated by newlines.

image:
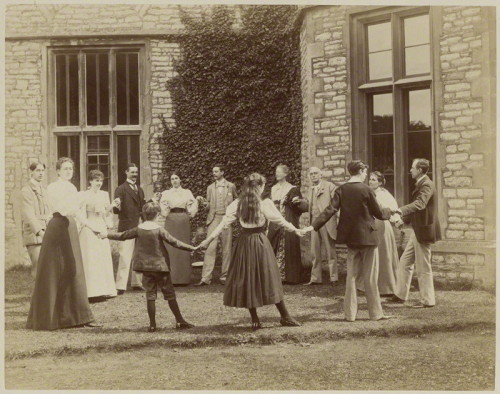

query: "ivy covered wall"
xmin=157 ymin=5 xmax=303 ymax=228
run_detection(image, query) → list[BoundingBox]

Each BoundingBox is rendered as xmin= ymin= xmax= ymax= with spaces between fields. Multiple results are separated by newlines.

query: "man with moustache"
xmin=21 ymin=161 xmax=52 ymax=277
xmin=303 ymin=167 xmax=338 ymax=286
xmin=196 ymin=165 xmax=238 ymax=286
xmin=113 ymin=163 xmax=145 ymax=294
xmin=390 ymin=158 xmax=441 ymax=308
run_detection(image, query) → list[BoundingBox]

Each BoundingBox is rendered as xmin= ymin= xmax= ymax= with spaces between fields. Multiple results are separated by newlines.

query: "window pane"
xmin=369 ymin=51 xmax=393 ymax=80
xmin=404 ymin=14 xmax=430 ymax=47
xmin=405 ymin=44 xmax=430 ymax=76
xmin=68 ymin=55 xmax=79 ymax=126
xmin=129 ymin=54 xmax=139 ymax=125
xmin=370 ymin=92 xmax=394 ymax=194
xmin=56 ymin=54 xmax=79 ymax=126
xmin=57 ymin=135 xmax=80 ymax=189
xmin=371 ymin=134 xmax=395 ymax=195
xmin=117 ymin=135 xmax=140 ymax=185
xmin=368 ymin=22 xmax=392 ymax=52
xmin=86 ymin=53 xmax=109 ymax=126
xmin=371 ymin=93 xmax=393 ymax=134
xmin=86 ymin=135 xmax=110 ymax=191
xmin=116 ymin=53 xmax=140 ymax=125
xmin=409 ymin=89 xmax=431 ymax=131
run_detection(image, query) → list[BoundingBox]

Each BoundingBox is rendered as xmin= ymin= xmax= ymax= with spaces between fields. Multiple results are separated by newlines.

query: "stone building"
xmin=5 ymin=5 xmax=496 ymax=287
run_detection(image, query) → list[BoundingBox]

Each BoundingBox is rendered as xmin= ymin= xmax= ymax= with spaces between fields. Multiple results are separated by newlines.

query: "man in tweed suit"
xmin=197 ymin=165 xmax=238 ymax=286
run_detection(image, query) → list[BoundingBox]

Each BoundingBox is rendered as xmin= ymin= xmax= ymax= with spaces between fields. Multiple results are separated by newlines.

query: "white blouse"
xmin=47 ymin=178 xmax=88 ymax=225
xmin=375 ymin=188 xmax=401 ymax=223
xmin=271 ymin=181 xmax=294 ymax=202
xmin=208 ymin=198 xmax=297 ymax=240
xmin=79 ymin=189 xmax=114 ymax=228
xmin=160 ymin=187 xmax=198 ymax=217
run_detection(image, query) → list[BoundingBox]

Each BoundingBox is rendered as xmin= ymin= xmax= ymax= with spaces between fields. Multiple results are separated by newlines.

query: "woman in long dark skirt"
xmin=159 ymin=171 xmax=198 ymax=285
xmin=199 ymin=173 xmax=304 ymax=331
xmin=26 ymin=157 xmax=101 ymax=330
xmin=267 ymin=164 xmax=309 ymax=284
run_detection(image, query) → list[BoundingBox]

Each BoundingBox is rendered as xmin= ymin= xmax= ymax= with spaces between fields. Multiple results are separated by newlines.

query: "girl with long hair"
xmin=199 ymin=173 xmax=303 ymax=330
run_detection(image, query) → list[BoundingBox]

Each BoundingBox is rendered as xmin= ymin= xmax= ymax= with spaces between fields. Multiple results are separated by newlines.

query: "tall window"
xmin=351 ymin=7 xmax=434 ymax=202
xmin=50 ymin=47 xmax=142 ymax=191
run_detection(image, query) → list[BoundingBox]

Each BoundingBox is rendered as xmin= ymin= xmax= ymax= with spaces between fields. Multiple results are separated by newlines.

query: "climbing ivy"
xmin=158 ymin=5 xmax=303 ymax=232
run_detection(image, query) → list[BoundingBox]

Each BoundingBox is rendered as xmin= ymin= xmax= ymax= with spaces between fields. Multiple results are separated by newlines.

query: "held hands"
xmin=394 ymin=220 xmax=404 ymax=229
xmin=295 ymin=226 xmax=314 ymax=237
xmin=197 ymin=238 xmax=212 ymax=250
xmin=391 ymin=208 xmax=402 ymax=216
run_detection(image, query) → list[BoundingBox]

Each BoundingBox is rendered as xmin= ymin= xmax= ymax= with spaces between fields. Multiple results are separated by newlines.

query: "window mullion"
xmin=79 ymin=51 xmax=86 ymax=130
xmin=110 ymin=49 xmax=116 ymax=129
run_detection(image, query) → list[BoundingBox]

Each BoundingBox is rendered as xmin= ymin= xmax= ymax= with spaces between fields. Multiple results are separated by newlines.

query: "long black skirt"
xmin=26 ymin=213 xmax=94 ymax=330
xmin=223 ymin=226 xmax=284 ymax=309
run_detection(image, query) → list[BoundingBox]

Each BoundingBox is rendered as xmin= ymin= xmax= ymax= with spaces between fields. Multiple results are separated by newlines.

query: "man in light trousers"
xmin=196 ymin=165 xmax=238 ymax=286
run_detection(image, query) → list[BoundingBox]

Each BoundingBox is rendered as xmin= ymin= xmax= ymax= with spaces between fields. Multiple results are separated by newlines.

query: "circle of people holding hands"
xmin=23 ymin=155 xmax=440 ymax=332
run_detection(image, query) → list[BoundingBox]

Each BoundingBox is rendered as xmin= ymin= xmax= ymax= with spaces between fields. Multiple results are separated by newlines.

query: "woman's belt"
xmin=241 ymin=226 xmax=266 ymax=234
xmin=170 ymin=208 xmax=186 ymax=213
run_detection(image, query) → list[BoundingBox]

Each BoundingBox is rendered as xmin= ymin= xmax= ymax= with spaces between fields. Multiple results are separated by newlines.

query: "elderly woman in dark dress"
xmin=267 ymin=164 xmax=309 ymax=284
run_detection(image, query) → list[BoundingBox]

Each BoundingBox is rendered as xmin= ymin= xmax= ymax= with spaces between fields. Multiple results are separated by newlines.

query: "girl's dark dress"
xmin=209 ymin=199 xmax=299 ymax=309
xmin=267 ymin=186 xmax=309 ymax=284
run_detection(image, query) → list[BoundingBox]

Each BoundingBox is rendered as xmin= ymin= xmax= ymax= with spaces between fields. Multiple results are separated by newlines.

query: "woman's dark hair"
xmin=142 ymin=202 xmax=162 ymax=221
xmin=29 ymin=161 xmax=46 ymax=171
xmin=370 ymin=171 xmax=385 ymax=186
xmin=88 ymin=169 xmax=104 ymax=182
xmin=237 ymin=173 xmax=266 ymax=225
xmin=276 ymin=164 xmax=290 ymax=176
xmin=56 ymin=157 xmax=74 ymax=171
xmin=347 ymin=160 xmax=369 ymax=176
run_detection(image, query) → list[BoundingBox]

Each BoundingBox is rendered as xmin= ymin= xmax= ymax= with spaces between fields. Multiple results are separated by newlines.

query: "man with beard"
xmin=113 ymin=163 xmax=145 ymax=294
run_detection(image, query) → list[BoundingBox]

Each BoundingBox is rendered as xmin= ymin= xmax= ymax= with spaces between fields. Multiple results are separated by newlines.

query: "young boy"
xmin=102 ymin=201 xmax=197 ymax=332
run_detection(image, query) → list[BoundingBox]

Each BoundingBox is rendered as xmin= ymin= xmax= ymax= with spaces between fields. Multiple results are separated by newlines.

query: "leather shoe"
xmin=412 ymin=303 xmax=434 ymax=309
xmin=176 ymin=321 xmax=195 ymax=330
xmin=376 ymin=315 xmax=395 ymax=321
xmin=195 ymin=281 xmax=208 ymax=287
xmin=251 ymin=321 xmax=262 ymax=331
xmin=388 ymin=295 xmax=405 ymax=304
xmin=84 ymin=322 xmax=103 ymax=328
xmin=132 ymin=286 xmax=145 ymax=291
xmin=280 ymin=317 xmax=301 ymax=327
xmin=117 ymin=289 xmax=125 ymax=295
xmin=303 ymin=282 xmax=320 ymax=286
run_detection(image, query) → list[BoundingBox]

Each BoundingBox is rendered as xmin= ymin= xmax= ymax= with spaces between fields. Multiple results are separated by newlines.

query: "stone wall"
xmin=5 ymin=40 xmax=45 ymax=268
xmin=299 ymin=5 xmax=496 ymax=286
xmin=148 ymin=40 xmax=181 ymax=192
xmin=437 ymin=6 xmax=496 ymax=243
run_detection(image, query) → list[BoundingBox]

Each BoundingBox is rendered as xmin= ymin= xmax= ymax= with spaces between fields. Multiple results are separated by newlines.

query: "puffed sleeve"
xmin=379 ymin=189 xmax=401 ymax=223
xmin=261 ymin=199 xmax=297 ymax=232
xmin=186 ymin=189 xmax=198 ymax=217
xmin=207 ymin=199 xmax=238 ymax=240
xmin=102 ymin=191 xmax=114 ymax=228
xmin=159 ymin=190 xmax=170 ymax=217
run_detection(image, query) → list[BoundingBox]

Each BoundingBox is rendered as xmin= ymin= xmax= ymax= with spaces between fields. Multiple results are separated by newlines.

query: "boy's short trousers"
xmin=141 ymin=271 xmax=176 ymax=301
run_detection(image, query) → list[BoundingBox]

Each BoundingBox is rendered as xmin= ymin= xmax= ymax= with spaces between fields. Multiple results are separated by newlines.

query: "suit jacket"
xmin=206 ymin=179 xmax=238 ymax=225
xmin=21 ymin=180 xmax=51 ymax=246
xmin=400 ymin=175 xmax=442 ymax=244
xmin=107 ymin=226 xmax=192 ymax=272
xmin=113 ymin=181 xmax=146 ymax=232
xmin=305 ymin=180 xmax=337 ymax=240
xmin=312 ymin=181 xmax=391 ymax=247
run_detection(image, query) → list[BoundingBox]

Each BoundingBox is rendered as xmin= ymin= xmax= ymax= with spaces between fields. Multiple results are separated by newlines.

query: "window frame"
xmin=48 ymin=44 xmax=145 ymax=193
xmin=350 ymin=6 xmax=436 ymax=205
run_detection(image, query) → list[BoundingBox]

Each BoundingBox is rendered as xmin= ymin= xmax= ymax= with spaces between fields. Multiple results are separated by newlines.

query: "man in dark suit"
xmin=304 ymin=160 xmax=393 ymax=322
xmin=390 ymin=158 xmax=441 ymax=308
xmin=113 ymin=163 xmax=146 ymax=294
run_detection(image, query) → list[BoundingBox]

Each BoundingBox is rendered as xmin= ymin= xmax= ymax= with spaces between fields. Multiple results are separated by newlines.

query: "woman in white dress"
xmin=160 ymin=171 xmax=198 ymax=285
xmin=357 ymin=171 xmax=402 ymax=296
xmin=79 ymin=170 xmax=119 ymax=301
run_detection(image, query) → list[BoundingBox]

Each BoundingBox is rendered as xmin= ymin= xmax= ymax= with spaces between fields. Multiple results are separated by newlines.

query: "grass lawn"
xmin=5 ymin=329 xmax=495 ymax=390
xmin=5 ymin=267 xmax=495 ymax=361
